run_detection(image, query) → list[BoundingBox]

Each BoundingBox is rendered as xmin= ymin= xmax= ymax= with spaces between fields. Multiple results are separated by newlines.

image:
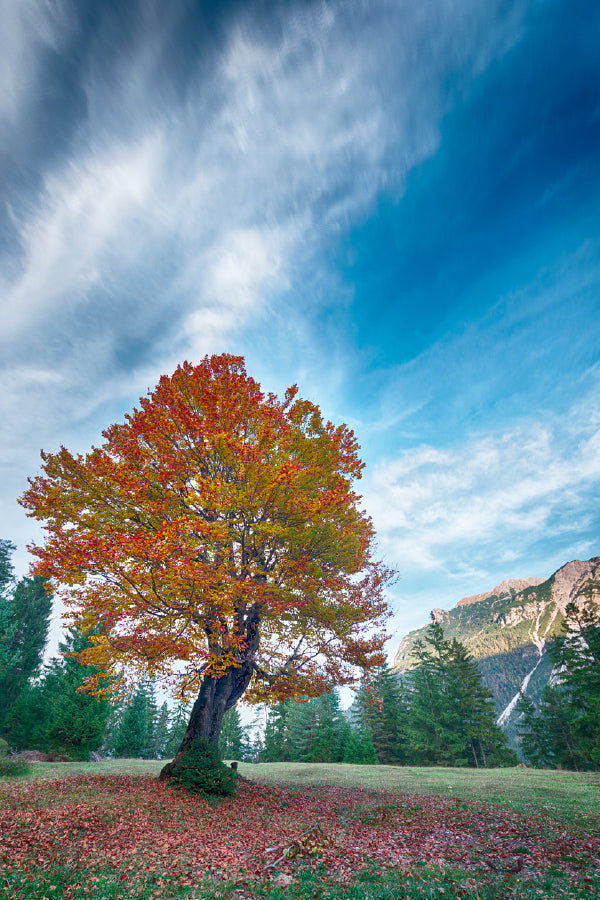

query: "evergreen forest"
xmin=2 ymin=539 xmax=599 ymax=769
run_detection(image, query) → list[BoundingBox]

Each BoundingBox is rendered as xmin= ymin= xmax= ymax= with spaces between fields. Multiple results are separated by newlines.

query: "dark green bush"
xmin=168 ymin=738 xmax=237 ymax=797
xmin=0 ymin=757 xmax=31 ymax=778
xmin=0 ymin=737 xmax=8 ymax=758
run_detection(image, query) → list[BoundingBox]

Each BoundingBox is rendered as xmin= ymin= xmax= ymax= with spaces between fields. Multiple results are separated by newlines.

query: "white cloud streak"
xmin=2 ymin=0 xmax=524 ymax=366
xmin=366 ymin=389 xmax=600 ymax=580
xmin=0 ymin=0 xmax=70 ymax=125
xmin=2 ymin=135 xmax=164 ymax=337
xmin=0 ymin=0 xmax=532 ymax=583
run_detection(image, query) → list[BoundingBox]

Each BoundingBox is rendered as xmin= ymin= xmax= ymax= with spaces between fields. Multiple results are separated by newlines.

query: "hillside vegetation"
xmin=393 ymin=556 xmax=600 ymax=739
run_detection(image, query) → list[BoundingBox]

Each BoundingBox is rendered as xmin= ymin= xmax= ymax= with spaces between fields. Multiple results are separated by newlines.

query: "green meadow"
xmin=2 ymin=761 xmax=598 ymax=899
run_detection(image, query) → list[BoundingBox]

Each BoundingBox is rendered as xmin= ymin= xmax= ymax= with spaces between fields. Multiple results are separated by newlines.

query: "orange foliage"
xmin=19 ymin=354 xmax=392 ymax=702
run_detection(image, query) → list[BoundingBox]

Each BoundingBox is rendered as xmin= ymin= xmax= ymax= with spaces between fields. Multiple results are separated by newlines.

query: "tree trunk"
xmin=469 ymin=737 xmax=479 ymax=768
xmin=159 ymin=614 xmax=260 ymax=781
xmin=478 ymin=739 xmax=487 ymax=768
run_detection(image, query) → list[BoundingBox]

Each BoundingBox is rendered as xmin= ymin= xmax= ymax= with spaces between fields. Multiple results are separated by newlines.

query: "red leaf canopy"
xmin=20 ymin=354 xmax=392 ymax=701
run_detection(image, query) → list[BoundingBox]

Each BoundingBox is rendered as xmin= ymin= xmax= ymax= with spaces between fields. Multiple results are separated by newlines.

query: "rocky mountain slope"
xmin=393 ymin=556 xmax=600 ymax=740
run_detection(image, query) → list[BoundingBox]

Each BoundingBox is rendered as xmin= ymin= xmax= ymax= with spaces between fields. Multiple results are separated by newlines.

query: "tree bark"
xmin=159 ymin=613 xmax=260 ymax=781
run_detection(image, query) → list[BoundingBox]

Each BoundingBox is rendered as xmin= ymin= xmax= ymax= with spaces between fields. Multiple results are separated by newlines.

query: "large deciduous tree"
xmin=20 ymin=355 xmax=392 ymax=776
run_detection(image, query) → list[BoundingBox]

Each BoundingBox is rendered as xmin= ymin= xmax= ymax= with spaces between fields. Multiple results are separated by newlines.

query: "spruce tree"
xmin=355 ymin=664 xmax=408 ymax=764
xmin=164 ymin=702 xmax=192 ymax=759
xmin=5 ymin=627 xmax=112 ymax=759
xmin=218 ymin=705 xmax=248 ymax=760
xmin=148 ymin=702 xmax=171 ymax=759
xmin=44 ymin=628 xmax=113 ymax=759
xmin=0 ymin=575 xmax=53 ymax=725
xmin=517 ymin=599 xmax=600 ymax=770
xmin=141 ymin=683 xmax=160 ymax=759
xmin=262 ymin=701 xmax=291 ymax=761
xmin=0 ymin=540 xmax=15 ymax=596
xmin=406 ymin=623 xmax=514 ymax=767
xmin=445 ymin=639 xmax=515 ymax=767
xmin=406 ymin=625 xmax=466 ymax=765
xmin=3 ymin=680 xmax=52 ymax=750
xmin=515 ymin=692 xmax=548 ymax=767
xmin=284 ymin=690 xmax=347 ymax=762
xmin=343 ymin=724 xmax=377 ymax=764
xmin=286 ymin=698 xmax=318 ymax=761
xmin=309 ymin=691 xmax=347 ymax=762
xmin=0 ymin=540 xmax=53 ymax=729
xmin=114 ymin=682 xmax=151 ymax=758
xmin=0 ymin=540 xmax=18 ymax=701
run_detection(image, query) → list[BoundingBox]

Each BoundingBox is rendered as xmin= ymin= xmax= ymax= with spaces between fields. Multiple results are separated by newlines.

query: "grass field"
xmin=2 ymin=760 xmax=599 ymax=899
xmin=241 ymin=761 xmax=600 ymax=822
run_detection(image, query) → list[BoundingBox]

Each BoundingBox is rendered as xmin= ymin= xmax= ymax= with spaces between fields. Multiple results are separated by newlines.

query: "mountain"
xmin=393 ymin=556 xmax=600 ymax=742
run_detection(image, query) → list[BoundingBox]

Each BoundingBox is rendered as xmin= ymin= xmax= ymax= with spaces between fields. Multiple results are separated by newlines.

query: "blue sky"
xmin=1 ymin=0 xmax=599 ymax=658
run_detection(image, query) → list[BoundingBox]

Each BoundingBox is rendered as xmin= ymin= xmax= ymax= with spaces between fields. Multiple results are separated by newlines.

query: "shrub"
xmin=0 ymin=737 xmax=8 ymax=758
xmin=0 ymin=758 xmax=31 ymax=778
xmin=167 ymin=738 xmax=237 ymax=797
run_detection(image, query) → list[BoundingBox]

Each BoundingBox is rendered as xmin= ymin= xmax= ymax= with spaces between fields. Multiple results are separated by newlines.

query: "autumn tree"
xmin=20 ymin=355 xmax=391 ymax=777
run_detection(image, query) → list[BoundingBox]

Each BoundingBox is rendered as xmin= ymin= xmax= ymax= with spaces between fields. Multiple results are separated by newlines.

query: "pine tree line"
xmin=4 ymin=536 xmax=597 ymax=769
xmin=0 ymin=528 xmax=514 ymax=767
xmin=260 ymin=623 xmax=516 ymax=767
xmin=0 ymin=540 xmax=251 ymax=761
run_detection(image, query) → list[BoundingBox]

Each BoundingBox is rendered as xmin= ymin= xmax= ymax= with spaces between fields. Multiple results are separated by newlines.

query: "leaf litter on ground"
xmin=1 ymin=774 xmax=599 ymax=897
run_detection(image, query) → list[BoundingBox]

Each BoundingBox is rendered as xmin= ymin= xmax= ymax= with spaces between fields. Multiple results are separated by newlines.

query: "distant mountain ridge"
xmin=455 ymin=577 xmax=545 ymax=608
xmin=393 ymin=556 xmax=600 ymax=741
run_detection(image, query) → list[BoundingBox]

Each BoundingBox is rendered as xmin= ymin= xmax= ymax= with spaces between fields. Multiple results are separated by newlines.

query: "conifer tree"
xmin=147 ymin=702 xmax=171 ymax=759
xmin=1 ymin=576 xmax=53 ymax=718
xmin=5 ymin=627 xmax=113 ymax=758
xmin=141 ymin=683 xmax=160 ymax=758
xmin=262 ymin=701 xmax=291 ymax=762
xmin=517 ymin=599 xmax=600 ymax=770
xmin=284 ymin=690 xmax=348 ymax=762
xmin=218 ymin=705 xmax=248 ymax=759
xmin=3 ymin=680 xmax=52 ymax=751
xmin=0 ymin=540 xmax=15 ymax=608
xmin=309 ymin=691 xmax=347 ymax=762
xmin=285 ymin=699 xmax=318 ymax=762
xmin=343 ymin=724 xmax=377 ymax=764
xmin=44 ymin=628 xmax=113 ymax=759
xmin=446 ymin=640 xmax=515 ymax=767
xmin=114 ymin=682 xmax=151 ymax=758
xmin=406 ymin=625 xmax=465 ymax=765
xmin=164 ymin=703 xmax=193 ymax=759
xmin=355 ymin=664 xmax=408 ymax=764
xmin=0 ymin=541 xmax=53 ymax=728
xmin=406 ymin=623 xmax=514 ymax=767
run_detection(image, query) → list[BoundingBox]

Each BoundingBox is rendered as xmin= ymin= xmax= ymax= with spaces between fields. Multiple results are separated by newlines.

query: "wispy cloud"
xmin=7 ymin=0 xmax=593 ymax=625
xmin=0 ymin=0 xmax=70 ymax=125
xmin=2 ymin=134 xmax=165 ymax=338
xmin=366 ymin=386 xmax=600 ymax=584
xmin=2 ymin=0 xmax=525 ymax=367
